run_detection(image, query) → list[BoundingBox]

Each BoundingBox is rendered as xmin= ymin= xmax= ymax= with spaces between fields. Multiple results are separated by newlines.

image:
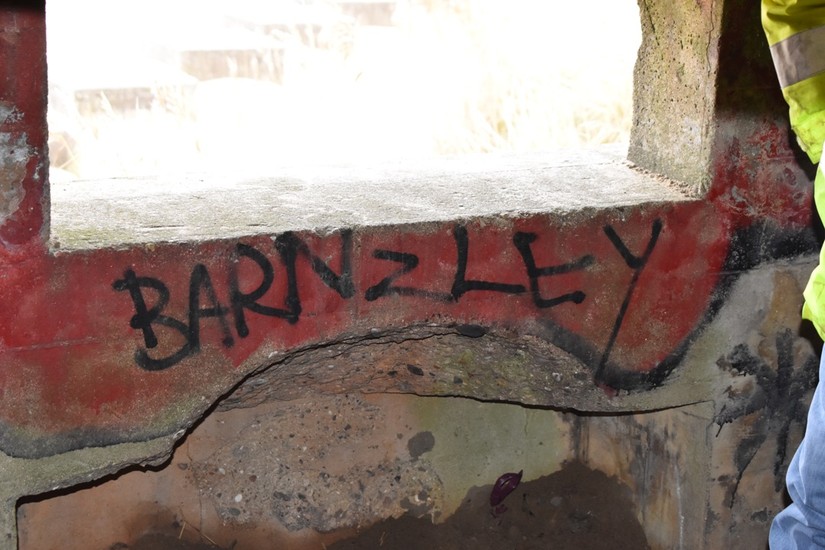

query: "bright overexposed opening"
xmin=46 ymin=0 xmax=641 ymax=181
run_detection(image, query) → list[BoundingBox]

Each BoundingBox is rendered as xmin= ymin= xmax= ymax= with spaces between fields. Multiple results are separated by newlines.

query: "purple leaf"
xmin=490 ymin=470 xmax=523 ymax=506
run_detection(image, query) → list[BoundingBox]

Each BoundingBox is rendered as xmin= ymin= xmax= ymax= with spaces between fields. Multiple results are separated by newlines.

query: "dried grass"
xmin=46 ymin=0 xmax=641 ymax=180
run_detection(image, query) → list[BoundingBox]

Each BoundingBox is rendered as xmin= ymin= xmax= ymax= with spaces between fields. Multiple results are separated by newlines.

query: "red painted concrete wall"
xmin=0 ymin=4 xmax=47 ymax=252
xmin=0 ymin=2 xmax=818 ymax=460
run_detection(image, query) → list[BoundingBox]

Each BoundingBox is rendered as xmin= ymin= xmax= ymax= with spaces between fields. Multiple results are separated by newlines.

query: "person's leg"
xmin=771 ymin=349 xmax=825 ymax=549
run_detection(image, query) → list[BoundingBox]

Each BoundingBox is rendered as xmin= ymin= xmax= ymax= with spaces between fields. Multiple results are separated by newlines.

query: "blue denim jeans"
xmin=771 ymin=351 xmax=825 ymax=549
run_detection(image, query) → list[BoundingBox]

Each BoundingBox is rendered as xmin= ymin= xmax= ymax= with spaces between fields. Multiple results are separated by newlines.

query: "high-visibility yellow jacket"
xmin=763 ymin=0 xmax=825 ymax=163
xmin=763 ymin=0 xmax=825 ymax=338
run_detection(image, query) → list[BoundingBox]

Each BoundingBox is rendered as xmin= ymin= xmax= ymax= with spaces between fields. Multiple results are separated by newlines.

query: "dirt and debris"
xmin=109 ymin=461 xmax=649 ymax=550
xmin=328 ymin=461 xmax=650 ymax=550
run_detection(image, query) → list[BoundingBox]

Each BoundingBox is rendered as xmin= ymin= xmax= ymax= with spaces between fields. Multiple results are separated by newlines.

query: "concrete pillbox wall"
xmin=0 ymin=0 xmax=819 ymax=548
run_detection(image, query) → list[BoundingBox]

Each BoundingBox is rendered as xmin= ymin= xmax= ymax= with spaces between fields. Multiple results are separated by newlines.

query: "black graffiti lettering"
xmin=271 ymin=230 xmax=355 ymax=324
xmin=365 ymin=250 xmax=415 ymax=301
xmin=513 ymin=232 xmax=594 ymax=308
xmin=112 ymin=269 xmax=193 ymax=371
xmin=604 ymin=219 xmax=662 ymax=271
xmin=451 ymin=225 xmax=526 ymax=299
xmin=230 ymin=243 xmax=299 ymax=338
xmin=597 ymin=218 xmax=663 ymax=378
xmin=273 ymin=233 xmax=303 ymax=324
xmin=188 ymin=263 xmax=234 ymax=350
xmin=365 ymin=249 xmax=453 ymax=302
xmin=113 ymin=269 xmax=165 ymax=348
xmin=288 ymin=229 xmax=356 ymax=299
xmin=115 ymin=221 xmax=671 ymax=372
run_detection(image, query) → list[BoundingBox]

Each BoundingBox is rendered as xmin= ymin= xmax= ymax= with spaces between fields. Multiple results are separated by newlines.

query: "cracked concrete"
xmin=17 ymin=393 xmax=569 ymax=549
xmin=2 ymin=433 xmax=182 ymax=549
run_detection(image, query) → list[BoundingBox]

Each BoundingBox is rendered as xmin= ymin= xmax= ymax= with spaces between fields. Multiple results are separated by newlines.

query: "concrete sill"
xmin=50 ymin=145 xmax=690 ymax=251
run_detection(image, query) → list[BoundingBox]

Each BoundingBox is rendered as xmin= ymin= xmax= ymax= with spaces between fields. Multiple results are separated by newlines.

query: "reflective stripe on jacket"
xmin=763 ymin=0 xmax=825 ymax=338
xmin=804 ymin=167 xmax=825 ymax=339
xmin=763 ymin=0 xmax=825 ymax=164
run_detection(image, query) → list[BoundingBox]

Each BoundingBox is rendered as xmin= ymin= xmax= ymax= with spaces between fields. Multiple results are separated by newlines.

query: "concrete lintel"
xmin=50 ymin=146 xmax=688 ymax=251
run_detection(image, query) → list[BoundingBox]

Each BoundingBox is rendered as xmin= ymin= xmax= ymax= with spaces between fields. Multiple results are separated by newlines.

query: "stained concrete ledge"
xmin=50 ymin=145 xmax=689 ymax=250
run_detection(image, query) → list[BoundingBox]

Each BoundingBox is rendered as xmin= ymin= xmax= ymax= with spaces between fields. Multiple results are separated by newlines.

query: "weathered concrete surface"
xmin=0 ymin=432 xmax=182 ymax=549
xmin=50 ymin=147 xmax=685 ymax=250
xmin=16 ymin=392 xmax=695 ymax=550
xmin=629 ymin=0 xmax=722 ymax=194
xmin=0 ymin=0 xmax=823 ymax=549
xmin=702 ymin=261 xmax=818 ymax=548
xmin=18 ymin=394 xmax=570 ymax=549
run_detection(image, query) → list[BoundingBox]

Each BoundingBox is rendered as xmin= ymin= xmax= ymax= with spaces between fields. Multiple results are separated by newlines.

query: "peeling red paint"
xmin=0 ymin=2 xmax=47 ymax=251
xmin=708 ymin=120 xmax=814 ymax=230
